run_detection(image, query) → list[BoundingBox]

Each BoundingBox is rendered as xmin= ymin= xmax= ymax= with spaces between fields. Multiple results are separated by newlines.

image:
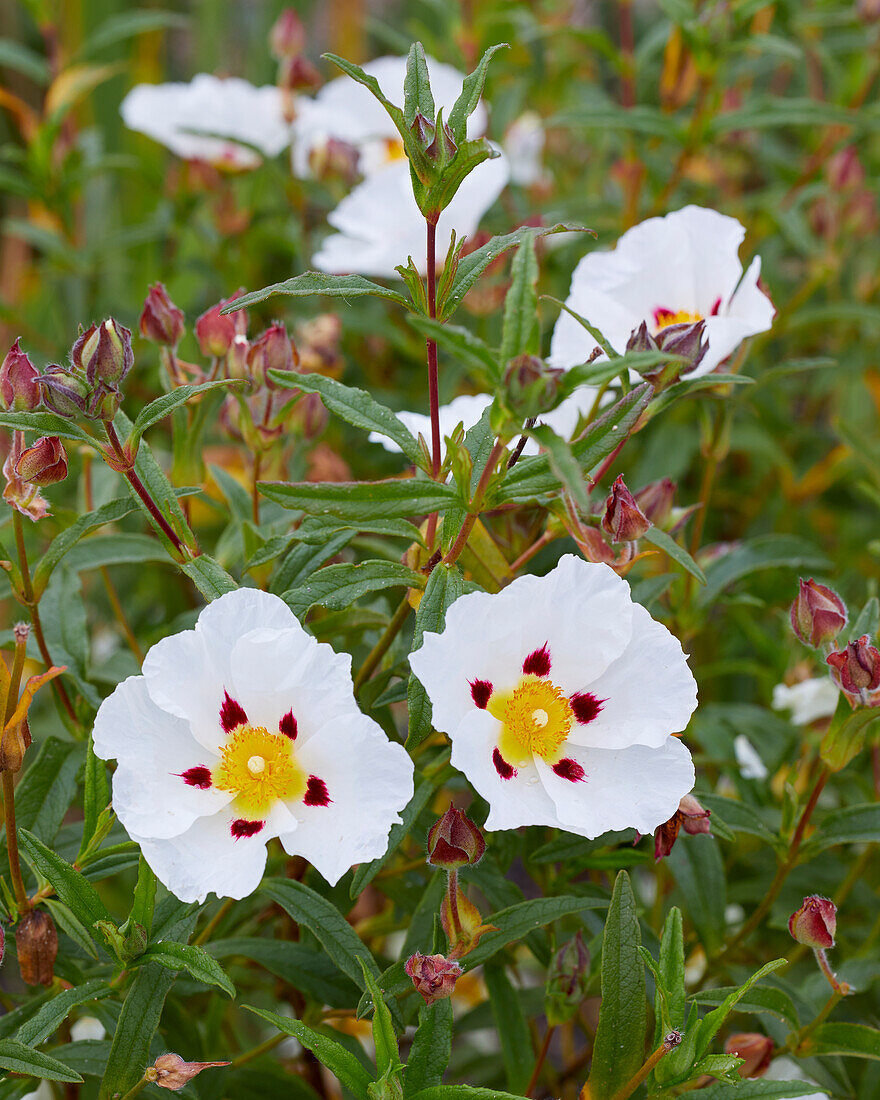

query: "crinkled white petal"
xmin=369 ymin=393 xmax=492 ymax=455
xmin=292 ymin=54 xmax=486 ymax=177
xmin=772 ymin=677 xmax=839 ymax=726
xmin=568 ymin=604 xmax=698 ymax=750
xmin=132 ymin=809 xmax=269 ymax=903
xmin=93 ymin=677 xmax=231 ymax=840
xmin=313 ymin=152 xmax=509 ymax=278
xmin=504 ymin=111 xmax=545 ymax=186
xmin=411 ymin=556 xmax=634 ymax=733
xmin=548 ymin=205 xmax=774 ymax=377
xmin=534 ymin=735 xmax=695 ymax=838
xmin=733 ymin=734 xmax=769 ymax=780
xmin=121 ymin=74 xmax=291 ymax=165
xmin=279 ymin=712 xmax=414 ymax=884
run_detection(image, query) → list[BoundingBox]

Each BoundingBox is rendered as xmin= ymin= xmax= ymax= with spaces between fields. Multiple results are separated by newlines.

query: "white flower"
xmin=410 ymin=556 xmax=697 ymax=837
xmin=291 ymin=54 xmax=487 ymax=178
xmin=312 ymin=152 xmax=509 ymax=277
xmin=733 ymin=734 xmax=769 ymax=780
xmin=503 ymin=111 xmax=546 ymax=186
xmin=549 ymin=205 xmax=775 ymax=377
xmin=772 ymin=677 xmax=839 ymax=726
xmin=763 ymin=1057 xmax=829 ymax=1100
xmin=93 ymin=588 xmax=413 ymax=902
xmin=368 ymin=389 xmax=597 ymax=458
xmin=120 ymin=75 xmax=291 ymax=168
xmin=70 ymin=1016 xmax=106 ymax=1042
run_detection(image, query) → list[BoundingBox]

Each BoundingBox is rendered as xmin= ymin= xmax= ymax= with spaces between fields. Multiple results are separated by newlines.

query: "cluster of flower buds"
xmin=39 ymin=319 xmax=133 ymax=421
xmin=626 ymin=319 xmax=708 ymax=389
xmin=15 ymin=908 xmax=58 ymax=986
xmin=140 ymin=283 xmax=185 ymax=348
xmin=790 ymin=578 xmax=847 ymax=649
xmin=653 ymin=794 xmax=712 ymax=861
xmin=723 ymin=1033 xmax=774 ymax=1079
xmin=545 ymin=931 xmax=591 ymax=1026
xmin=146 ymin=1053 xmax=229 ymax=1091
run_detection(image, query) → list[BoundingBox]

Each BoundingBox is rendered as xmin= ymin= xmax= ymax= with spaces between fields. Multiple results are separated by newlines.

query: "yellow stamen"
xmin=654 ymin=308 xmax=703 ymax=330
xmin=489 ymin=678 xmax=573 ymax=767
xmin=214 ymin=726 xmax=305 ymax=815
xmin=384 ymin=137 xmax=407 ymax=163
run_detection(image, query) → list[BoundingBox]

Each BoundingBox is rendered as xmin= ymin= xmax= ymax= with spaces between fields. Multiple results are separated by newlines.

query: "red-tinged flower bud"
xmin=308 ymin=138 xmax=360 ymax=184
xmin=410 ymin=112 xmax=436 ymax=149
xmin=503 ymin=354 xmax=564 ymax=421
xmin=269 ymin=7 xmax=305 ymax=58
xmin=634 ymin=478 xmax=676 ymax=528
xmin=602 ymin=474 xmax=650 ymax=543
xmin=827 ymin=635 xmax=880 ymax=694
xmin=545 ymin=931 xmax=591 ymax=1025
xmin=789 ymin=895 xmax=836 ymax=948
xmin=790 ymin=578 xmax=847 ymax=647
xmin=654 ymin=794 xmax=712 ymax=861
xmin=15 ymin=909 xmax=58 ymax=986
xmin=37 ymin=366 xmax=92 ymax=419
xmin=404 ymin=952 xmax=462 ymax=1005
xmin=427 ymin=805 xmax=486 ymax=869
xmin=0 ymin=339 xmax=40 ymax=411
xmin=72 ymin=319 xmax=133 ymax=387
xmin=724 ymin=1033 xmax=774 ymax=1079
xmin=148 ymin=1053 xmax=229 ymax=1091
xmin=248 ymin=323 xmax=295 ymax=388
xmin=195 ymin=293 xmax=247 ymax=358
xmin=279 ymin=54 xmax=322 ymax=93
xmin=16 ymin=436 xmax=67 ymax=487
xmin=626 ymin=319 xmax=708 ymax=387
xmin=87 ymin=382 xmax=123 ymax=422
xmin=226 ymin=334 xmax=250 ymax=381
xmin=140 ymin=284 xmax=185 ymax=347
xmin=427 ymin=120 xmax=457 ymax=166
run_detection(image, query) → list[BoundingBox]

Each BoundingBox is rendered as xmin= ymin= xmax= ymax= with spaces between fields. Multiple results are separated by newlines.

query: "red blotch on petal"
xmin=179 ymin=766 xmax=212 ymax=789
xmin=710 ymin=296 xmax=722 ymax=316
xmin=522 ymin=643 xmax=551 ymax=676
xmin=570 ymin=692 xmax=604 ymax=724
xmin=492 ymin=748 xmax=516 ymax=780
xmin=552 ymin=758 xmax=586 ymax=782
xmin=231 ymin=819 xmax=264 ymax=839
xmin=470 ymin=679 xmax=493 ymax=709
xmin=279 ymin=710 xmax=297 ymax=740
xmin=220 ymin=690 xmax=248 ymax=734
xmin=304 ymin=776 xmax=331 ymax=806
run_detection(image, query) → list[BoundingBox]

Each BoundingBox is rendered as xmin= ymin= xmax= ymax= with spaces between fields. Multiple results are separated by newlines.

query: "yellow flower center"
xmin=654 ymin=308 xmax=703 ymax=331
xmin=213 ymin=725 xmax=306 ymax=816
xmin=489 ymin=677 xmax=574 ymax=767
xmin=383 ymin=137 xmax=407 ymax=164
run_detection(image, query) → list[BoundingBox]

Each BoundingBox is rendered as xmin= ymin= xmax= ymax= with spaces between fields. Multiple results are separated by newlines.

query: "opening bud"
xmin=427 ymin=805 xmax=485 ymax=869
xmin=653 ymin=794 xmax=712 ymax=861
xmin=248 ymin=323 xmax=296 ymax=388
xmin=279 ymin=55 xmax=322 ymax=94
xmin=545 ymin=931 xmax=591 ymax=1025
xmin=270 ymin=8 xmax=306 ymax=58
xmin=0 ymin=339 xmax=40 ymax=411
xmin=140 ymin=284 xmax=185 ymax=347
xmin=602 ymin=474 xmax=650 ymax=543
xmin=15 ymin=908 xmax=58 ymax=986
xmin=16 ymin=436 xmax=68 ymax=487
xmin=625 ymin=319 xmax=708 ymax=388
xmin=72 ymin=319 xmax=133 ymax=387
xmin=790 ymin=578 xmax=847 ymax=647
xmin=827 ymin=635 xmax=880 ymax=695
xmin=404 ymin=952 xmax=462 ymax=1005
xmin=410 ymin=112 xmax=436 ymax=150
xmin=195 ymin=293 xmax=247 ymax=358
xmin=426 ymin=117 xmax=458 ymax=166
xmin=37 ymin=366 xmax=92 ymax=419
xmin=724 ymin=1033 xmax=774 ymax=1079
xmin=788 ymin=895 xmax=836 ymax=948
xmin=502 ymin=354 xmax=564 ymax=421
xmin=149 ymin=1053 xmax=229 ymax=1091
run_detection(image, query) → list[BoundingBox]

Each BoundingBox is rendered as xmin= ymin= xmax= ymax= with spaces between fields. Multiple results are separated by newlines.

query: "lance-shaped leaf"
xmin=499 ymin=232 xmax=539 ymax=365
xmin=260 ymin=477 xmax=460 ymax=522
xmin=407 ymin=564 xmax=465 ymax=749
xmin=283 ymin=560 xmax=423 ymax=616
xmin=226 ymin=271 xmax=414 ymax=313
xmin=126 ymin=379 xmax=243 ymax=454
xmin=18 ymin=828 xmax=111 ymax=931
xmin=447 ymin=44 xmax=509 ymax=143
xmin=135 ymin=941 xmax=235 ymax=997
xmin=0 ymin=1039 xmax=82 ymax=1082
xmin=32 ymin=495 xmax=138 ymax=597
xmin=404 ymin=41 xmax=434 ymax=127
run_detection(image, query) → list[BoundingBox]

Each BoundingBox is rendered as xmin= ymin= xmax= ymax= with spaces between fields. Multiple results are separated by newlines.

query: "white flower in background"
xmin=312 ymin=152 xmax=509 ymax=277
xmin=763 ymin=1057 xmax=829 ymax=1100
xmin=733 ymin=734 xmax=769 ymax=780
xmin=121 ymin=75 xmax=291 ymax=169
xmin=70 ymin=1017 xmax=106 ymax=1042
xmin=772 ymin=677 xmax=839 ymax=726
xmin=368 ymin=388 xmax=597 ymax=458
xmin=549 ymin=205 xmax=775 ymax=377
xmin=410 ymin=556 xmax=697 ymax=837
xmin=291 ymin=54 xmax=487 ymax=178
xmin=93 ymin=588 xmax=413 ymax=902
xmin=504 ymin=111 xmax=546 ymax=187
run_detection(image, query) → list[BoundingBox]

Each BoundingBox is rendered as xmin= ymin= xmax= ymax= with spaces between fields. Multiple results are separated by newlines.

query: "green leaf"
xmin=128 ymin=379 xmax=242 ymax=452
xmin=268 ymin=370 xmax=423 ymax=465
xmin=404 ymin=42 xmax=434 ymax=127
xmin=0 ymin=38 xmax=51 ymax=84
xmin=657 ymin=907 xmax=685 ymax=1040
xmin=97 ymin=964 xmax=176 ymax=1099
xmin=819 ymin=706 xmax=880 ymax=772
xmin=78 ymin=736 xmax=111 ymax=861
xmin=262 ymin=878 xmax=380 ymax=989
xmin=32 ymin=495 xmax=138 ymax=597
xmin=245 ymin=1007 xmax=372 ymax=1100
xmin=500 ymin=233 xmax=540 ymax=366
xmin=15 ymin=979 xmax=108 ymax=1047
xmin=352 ymin=778 xmax=435 ymax=898
xmin=407 ymin=318 xmax=499 ymax=377
xmin=694 ymin=959 xmax=787 ymax=1061
xmin=7 ymin=737 xmax=81 ymax=847
xmin=695 ymin=794 xmax=777 ymax=844
xmin=803 ymin=1022 xmax=880 ymax=1059
xmin=528 ymin=424 xmax=591 ymax=514
xmin=137 ymin=941 xmax=235 ymax=996
xmin=179 ymin=554 xmax=238 ymax=599
xmin=260 ymin=478 xmax=459 ymax=522
xmin=407 ymin=564 xmax=465 ymax=749
xmin=230 ymin=272 xmax=412 ymax=313
xmin=692 ymin=985 xmax=799 ymax=1029
xmin=127 ymin=857 xmax=157 ymax=937
xmin=484 ymin=964 xmax=532 ymax=1094
xmin=683 ymin=1083 xmax=820 ymax=1100
xmin=588 ymin=871 xmax=646 ymax=1100
xmin=0 ymin=409 xmax=98 ymax=447
xmin=404 ymin=1000 xmax=453 ymax=1097
xmin=643 ymin=525 xmax=706 ymax=584
xmin=358 ymin=959 xmax=400 ymax=1077
xmin=0 ymin=1039 xmax=82 ymax=1083
xmin=667 ymin=834 xmax=726 ymax=956
xmin=271 ymin=528 xmax=356 ymax=593
xmin=284 ymin=561 xmax=423 ymax=616
xmin=45 ymin=898 xmax=99 ymax=960
xmin=698 ymin=535 xmax=829 ymax=604
xmin=18 ymin=828 xmax=111 ymax=930
xmin=805 ymin=802 xmax=880 ymax=854
xmin=62 ymin=533 xmax=168 ymax=574
xmin=78 ymin=9 xmax=189 ymax=54
xmin=447 ymin=44 xmax=509 ymax=143
xmin=465 ymin=894 xmax=608 ymax=969
xmin=207 ymin=937 xmax=357 ymax=1006
xmin=409 ymin=1085 xmax=537 ymax=1100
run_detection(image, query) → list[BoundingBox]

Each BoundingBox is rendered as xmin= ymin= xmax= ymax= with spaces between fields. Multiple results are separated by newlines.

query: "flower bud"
xmin=404 ymin=952 xmax=462 ymax=1005
xmin=0 ymin=339 xmax=40 ymax=411
xmin=790 ymin=578 xmax=847 ymax=647
xmin=427 ymin=806 xmax=486 ymax=869
xmin=148 ymin=1053 xmax=229 ymax=1091
xmin=602 ymin=475 xmax=650 ymax=543
xmin=724 ymin=1033 xmax=774 ymax=1079
xmin=72 ymin=319 xmax=133 ymax=387
xmin=279 ymin=55 xmax=322 ymax=94
xmin=87 ymin=382 xmax=123 ymax=423
xmin=140 ymin=284 xmax=185 ymax=347
xmin=653 ymin=794 xmax=712 ymax=861
xmin=788 ymin=895 xmax=836 ymax=948
xmin=502 ymin=354 xmax=564 ymax=421
xmin=15 ymin=909 xmax=58 ymax=986
xmin=634 ymin=478 xmax=676 ymax=528
xmin=37 ymin=366 xmax=92 ymax=418
xmin=827 ymin=635 xmax=880 ymax=695
xmin=426 ymin=119 xmax=457 ymax=166
xmin=226 ymin=334 xmax=250 ymax=381
xmin=195 ymin=294 xmax=247 ymax=358
xmin=308 ymin=138 xmax=360 ymax=184
xmin=270 ymin=8 xmax=306 ymax=58
xmin=410 ymin=112 xmax=436 ymax=149
xmin=545 ymin=931 xmax=591 ymax=1025
xmin=625 ymin=319 xmax=708 ymax=387
xmin=248 ymin=323 xmax=295 ymax=388
xmin=16 ymin=436 xmax=68 ymax=487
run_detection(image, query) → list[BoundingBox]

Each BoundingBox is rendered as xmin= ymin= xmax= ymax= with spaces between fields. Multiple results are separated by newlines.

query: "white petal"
xmin=279 ymin=712 xmax=414 ymax=885
xmin=133 ymin=810 xmax=269 ymax=903
xmin=93 ymin=677 xmax=231 ymax=840
xmin=369 ymin=393 xmax=492 ymax=454
xmin=535 ymin=735 xmax=695 ymax=838
xmin=733 ymin=734 xmax=769 ymax=780
xmin=772 ymin=678 xmax=839 ymax=726
xmin=410 ymin=556 xmax=634 ymax=734
xmin=569 ymin=603 xmax=698 ymax=750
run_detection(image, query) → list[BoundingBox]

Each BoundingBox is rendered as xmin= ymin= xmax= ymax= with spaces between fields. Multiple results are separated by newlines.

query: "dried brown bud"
xmin=602 ymin=475 xmax=650 ymax=543
xmin=16 ymin=436 xmax=68 ymax=487
xmin=16 ymin=909 xmax=58 ymax=986
xmin=653 ymin=794 xmax=711 ymax=861
xmin=404 ymin=952 xmax=462 ymax=1005
xmin=149 ymin=1053 xmax=229 ymax=1091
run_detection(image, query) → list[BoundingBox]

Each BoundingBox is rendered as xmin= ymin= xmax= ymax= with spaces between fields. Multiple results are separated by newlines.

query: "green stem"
xmin=353 ymin=597 xmax=411 ymax=694
xmin=602 ymin=1040 xmax=674 ymax=1100
xmin=194 ymin=897 xmax=234 ymax=947
xmin=230 ymin=1031 xmax=286 ymax=1069
xmin=118 ymin=1074 xmax=151 ymax=1100
xmin=526 ymin=1024 xmax=556 ymax=1098
xmin=441 ymin=439 xmax=506 ymax=568
xmin=795 ymin=982 xmax=847 ymax=1051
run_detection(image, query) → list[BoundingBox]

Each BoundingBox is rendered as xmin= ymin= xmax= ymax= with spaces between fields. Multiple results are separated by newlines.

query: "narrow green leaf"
xmin=78 ymin=736 xmax=111 ymax=862
xmin=404 ymin=1000 xmax=453 ymax=1097
xmin=695 ymin=959 xmax=787 ymax=1060
xmin=284 ymin=561 xmax=422 ymax=616
xmin=98 ymin=964 xmax=176 ymax=1099
xmin=18 ymin=829 xmax=111 ymax=930
xmin=528 ymin=424 xmax=591 ymax=514
xmin=698 ymin=534 xmax=829 ymax=604
xmin=358 ymin=958 xmax=400 ymax=1077
xmin=484 ymin=964 xmax=532 ymax=1094
xmin=820 ymin=707 xmax=880 ymax=772
xmin=16 ymin=979 xmax=108 ymax=1047
xmin=32 ymin=495 xmax=138 ymax=596
xmin=260 ymin=478 xmax=459 ymax=522
xmin=499 ymin=233 xmax=539 ymax=365
xmin=128 ymin=379 xmax=242 ymax=451
xmin=447 ymin=44 xmax=509 ymax=143
xmin=179 ymin=554 xmax=238 ymax=599
xmin=407 ymin=564 xmax=465 ymax=749
xmin=688 ymin=1080 xmax=821 ymax=1099
xmin=658 ymin=907 xmax=685 ymax=1038
xmin=0 ymin=1039 xmax=82 ymax=1083
xmin=643 ymin=525 xmax=706 ymax=584
xmin=803 ymin=1021 xmax=880 ymax=1059
xmin=805 ymin=802 xmax=880 ymax=854
xmin=404 ymin=42 xmax=434 ymax=126
xmin=464 ymin=895 xmax=608 ymax=969
xmin=0 ymin=38 xmax=51 ymax=83
xmin=128 ymin=857 xmax=157 ymax=936
xmin=230 ymin=272 xmax=412 ymax=313
xmin=45 ymin=898 xmax=99 ymax=960
xmin=692 ymin=985 xmax=799 ymax=1029
xmin=0 ymin=410 xmax=98 ymax=447
xmin=137 ymin=941 xmax=235 ymax=996
xmin=410 ymin=1087 xmax=532 ymax=1100
xmin=207 ymin=937 xmax=358 ymax=1006
xmin=6 ymin=738 xmax=81 ymax=849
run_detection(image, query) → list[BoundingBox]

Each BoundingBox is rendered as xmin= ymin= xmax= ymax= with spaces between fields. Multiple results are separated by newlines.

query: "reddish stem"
xmin=104 ymin=422 xmax=187 ymax=556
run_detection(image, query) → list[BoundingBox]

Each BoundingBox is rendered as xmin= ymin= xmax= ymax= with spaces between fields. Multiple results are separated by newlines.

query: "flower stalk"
xmin=1 ymin=624 xmax=30 ymax=915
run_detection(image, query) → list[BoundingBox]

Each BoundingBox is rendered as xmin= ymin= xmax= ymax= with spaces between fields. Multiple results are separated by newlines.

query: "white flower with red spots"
xmin=549 ymin=205 xmax=775 ymax=378
xmin=410 ymin=556 xmax=697 ymax=837
xmin=93 ymin=588 xmax=413 ymax=902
